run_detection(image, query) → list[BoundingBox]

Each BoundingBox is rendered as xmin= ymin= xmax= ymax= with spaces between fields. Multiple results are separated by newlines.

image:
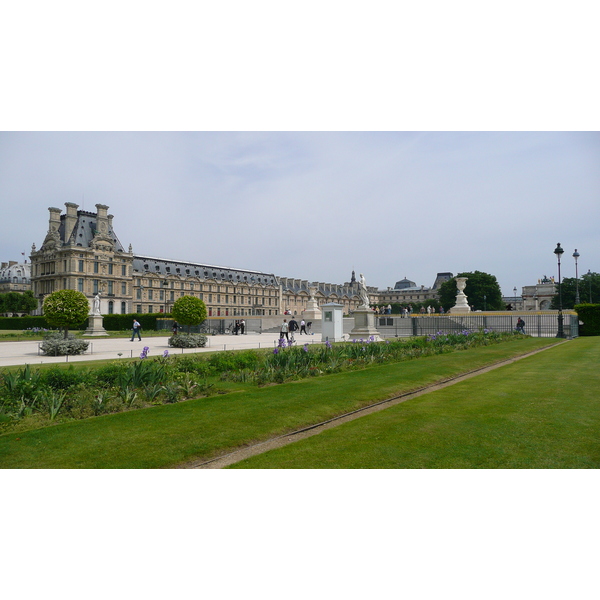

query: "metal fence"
xmin=156 ymin=317 xmax=266 ymax=335
xmin=376 ymin=312 xmax=579 ymax=339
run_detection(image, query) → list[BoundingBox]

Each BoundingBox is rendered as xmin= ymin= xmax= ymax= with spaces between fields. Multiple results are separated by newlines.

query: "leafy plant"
xmin=168 ymin=333 xmax=207 ymax=348
xmin=42 ymin=289 xmax=90 ymax=339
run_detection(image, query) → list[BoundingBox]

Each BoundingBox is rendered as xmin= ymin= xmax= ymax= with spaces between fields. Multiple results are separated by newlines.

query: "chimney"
xmin=64 ymin=202 xmax=79 ymax=243
xmin=48 ymin=207 xmax=62 ymax=234
xmin=95 ymin=204 xmax=109 ymax=236
xmin=108 ymin=214 xmax=114 ymax=233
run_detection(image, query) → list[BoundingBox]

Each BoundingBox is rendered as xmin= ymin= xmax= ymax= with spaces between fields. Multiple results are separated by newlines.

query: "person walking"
xmin=280 ymin=319 xmax=289 ymax=341
xmin=300 ymin=319 xmax=307 ymax=334
xmin=240 ymin=319 xmax=245 ymax=334
xmin=172 ymin=322 xmax=178 ymax=335
xmin=516 ymin=317 xmax=525 ymax=334
xmin=131 ymin=319 xmax=142 ymax=341
xmin=288 ymin=317 xmax=298 ymax=342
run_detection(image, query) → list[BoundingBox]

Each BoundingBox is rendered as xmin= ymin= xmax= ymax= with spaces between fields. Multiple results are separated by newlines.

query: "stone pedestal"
xmin=302 ymin=286 xmax=322 ymax=322
xmin=349 ymin=307 xmax=381 ymax=341
xmin=84 ymin=313 xmax=109 ymax=336
xmin=449 ymin=277 xmax=471 ymax=314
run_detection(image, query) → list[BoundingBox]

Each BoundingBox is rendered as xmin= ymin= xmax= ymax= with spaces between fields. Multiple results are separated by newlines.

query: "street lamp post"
xmin=588 ymin=269 xmax=592 ymax=303
xmin=483 ymin=294 xmax=487 ymax=311
xmin=573 ymin=249 xmax=580 ymax=305
xmin=513 ymin=286 xmax=518 ymax=310
xmin=554 ymin=243 xmax=564 ymax=338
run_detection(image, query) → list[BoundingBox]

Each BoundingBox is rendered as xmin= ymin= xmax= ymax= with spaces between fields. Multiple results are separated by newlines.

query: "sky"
xmin=1 ymin=131 xmax=598 ymax=296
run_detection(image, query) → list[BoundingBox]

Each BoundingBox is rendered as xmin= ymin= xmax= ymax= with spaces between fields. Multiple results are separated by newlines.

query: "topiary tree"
xmin=171 ymin=295 xmax=207 ymax=333
xmin=43 ymin=290 xmax=90 ymax=339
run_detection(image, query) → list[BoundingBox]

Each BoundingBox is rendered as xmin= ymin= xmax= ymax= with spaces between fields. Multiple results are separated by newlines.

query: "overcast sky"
xmin=1 ymin=131 xmax=598 ymax=296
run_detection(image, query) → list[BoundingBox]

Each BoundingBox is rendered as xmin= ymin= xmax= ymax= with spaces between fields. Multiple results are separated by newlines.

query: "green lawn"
xmin=230 ymin=337 xmax=600 ymax=469
xmin=0 ymin=337 xmax=562 ymax=468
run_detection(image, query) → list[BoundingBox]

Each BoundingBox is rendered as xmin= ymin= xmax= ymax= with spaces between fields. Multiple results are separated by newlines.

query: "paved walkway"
xmin=0 ymin=332 xmax=324 ymax=368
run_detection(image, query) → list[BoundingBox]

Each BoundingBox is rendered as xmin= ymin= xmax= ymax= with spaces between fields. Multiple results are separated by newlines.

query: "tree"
xmin=43 ymin=290 xmax=90 ymax=338
xmin=551 ymin=271 xmax=600 ymax=309
xmin=171 ymin=295 xmax=207 ymax=333
xmin=437 ymin=271 xmax=504 ymax=312
xmin=17 ymin=290 xmax=38 ymax=314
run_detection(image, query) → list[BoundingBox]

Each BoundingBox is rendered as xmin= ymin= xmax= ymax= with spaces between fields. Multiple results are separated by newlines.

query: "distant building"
xmin=522 ymin=276 xmax=557 ymax=310
xmin=376 ymin=272 xmax=453 ymax=306
xmin=0 ymin=260 xmax=31 ymax=293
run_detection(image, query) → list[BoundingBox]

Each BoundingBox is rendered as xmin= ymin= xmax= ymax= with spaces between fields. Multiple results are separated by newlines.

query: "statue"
xmin=93 ymin=293 xmax=101 ymax=315
xmin=358 ymin=273 xmax=370 ymax=308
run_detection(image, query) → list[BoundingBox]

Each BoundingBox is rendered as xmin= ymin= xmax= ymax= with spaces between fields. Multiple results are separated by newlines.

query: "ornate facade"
xmin=30 ymin=204 xmax=452 ymax=319
xmin=0 ymin=261 xmax=31 ymax=293
xmin=30 ymin=204 xmax=280 ymax=317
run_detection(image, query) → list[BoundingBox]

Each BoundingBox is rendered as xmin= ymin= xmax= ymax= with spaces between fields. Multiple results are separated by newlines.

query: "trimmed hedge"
xmin=0 ymin=316 xmax=53 ymax=330
xmin=574 ymin=304 xmax=600 ymax=336
xmin=0 ymin=313 xmax=172 ymax=332
xmin=101 ymin=313 xmax=172 ymax=331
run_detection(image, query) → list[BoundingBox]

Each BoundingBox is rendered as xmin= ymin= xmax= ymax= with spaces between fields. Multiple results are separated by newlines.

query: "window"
xmin=148 ymin=305 xmax=153 ymax=313
xmin=93 ymin=280 xmax=99 ymax=294
xmin=137 ymin=289 xmax=142 ymax=299
xmin=136 ymin=305 xmax=142 ymax=313
xmin=170 ymin=291 xmax=174 ymax=301
xmin=78 ymin=260 xmax=84 ymax=272
xmin=108 ymin=301 xmax=114 ymax=314
xmin=160 ymin=290 xmax=164 ymax=301
xmin=122 ymin=265 xmax=127 ymax=276
xmin=121 ymin=302 xmax=127 ymax=314
xmin=108 ymin=263 xmax=113 ymax=275
xmin=148 ymin=289 xmax=153 ymax=300
xmin=108 ymin=281 xmax=113 ymax=295
xmin=78 ymin=278 xmax=84 ymax=292
xmin=122 ymin=283 xmax=127 ymax=295
xmin=94 ymin=261 xmax=99 ymax=273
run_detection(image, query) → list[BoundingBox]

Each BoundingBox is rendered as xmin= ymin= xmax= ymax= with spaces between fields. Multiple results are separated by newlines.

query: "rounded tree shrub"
xmin=43 ymin=290 xmax=90 ymax=339
xmin=170 ymin=295 xmax=208 ymax=347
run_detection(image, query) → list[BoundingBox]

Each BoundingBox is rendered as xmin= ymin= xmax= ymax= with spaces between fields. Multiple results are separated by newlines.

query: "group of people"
xmin=280 ymin=318 xmax=311 ymax=340
xmin=232 ymin=320 xmax=246 ymax=335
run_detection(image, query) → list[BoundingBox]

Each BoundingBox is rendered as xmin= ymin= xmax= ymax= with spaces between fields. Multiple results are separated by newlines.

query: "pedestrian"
xmin=516 ymin=317 xmax=525 ymax=334
xmin=307 ymin=321 xmax=312 ymax=334
xmin=288 ymin=317 xmax=299 ymax=338
xmin=234 ymin=320 xmax=240 ymax=335
xmin=240 ymin=319 xmax=245 ymax=335
xmin=280 ymin=319 xmax=289 ymax=341
xmin=300 ymin=319 xmax=307 ymax=334
xmin=172 ymin=322 xmax=178 ymax=335
xmin=131 ymin=318 xmax=142 ymax=341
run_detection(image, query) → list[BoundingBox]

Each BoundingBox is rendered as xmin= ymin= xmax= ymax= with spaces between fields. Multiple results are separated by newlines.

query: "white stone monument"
xmin=321 ymin=303 xmax=345 ymax=343
xmin=302 ymin=285 xmax=322 ymax=322
xmin=84 ymin=293 xmax=109 ymax=336
xmin=349 ymin=272 xmax=381 ymax=341
xmin=449 ymin=277 xmax=471 ymax=314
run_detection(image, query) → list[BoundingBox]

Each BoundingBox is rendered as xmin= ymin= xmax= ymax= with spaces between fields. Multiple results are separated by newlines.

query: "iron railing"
xmin=376 ymin=312 xmax=579 ymax=339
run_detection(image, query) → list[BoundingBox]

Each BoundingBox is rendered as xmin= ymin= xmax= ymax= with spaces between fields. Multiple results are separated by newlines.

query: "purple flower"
xmin=303 ymin=344 xmax=309 ymax=352
xmin=325 ymin=340 xmax=332 ymax=349
xmin=273 ymin=347 xmax=280 ymax=354
xmin=163 ymin=349 xmax=169 ymax=358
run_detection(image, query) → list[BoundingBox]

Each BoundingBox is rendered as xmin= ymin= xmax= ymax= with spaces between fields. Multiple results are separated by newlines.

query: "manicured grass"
xmin=230 ymin=337 xmax=600 ymax=469
xmin=0 ymin=337 xmax=558 ymax=468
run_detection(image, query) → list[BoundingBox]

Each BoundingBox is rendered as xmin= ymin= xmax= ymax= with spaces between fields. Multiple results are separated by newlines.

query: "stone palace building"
xmin=28 ymin=203 xmax=453 ymax=318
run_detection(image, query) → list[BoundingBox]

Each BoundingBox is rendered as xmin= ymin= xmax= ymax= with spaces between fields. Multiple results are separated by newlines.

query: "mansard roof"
xmin=133 ymin=255 xmax=278 ymax=285
xmin=64 ymin=210 xmax=124 ymax=251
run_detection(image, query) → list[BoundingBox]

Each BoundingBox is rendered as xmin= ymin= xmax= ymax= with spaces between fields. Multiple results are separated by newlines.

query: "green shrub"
xmin=42 ymin=365 xmax=91 ymax=390
xmin=40 ymin=332 xmax=90 ymax=356
xmin=168 ymin=333 xmax=207 ymax=348
xmin=575 ymin=304 xmax=600 ymax=336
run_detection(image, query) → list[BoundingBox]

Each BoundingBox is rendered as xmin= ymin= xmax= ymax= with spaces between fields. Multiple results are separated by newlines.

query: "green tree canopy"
xmin=43 ymin=290 xmax=90 ymax=338
xmin=551 ymin=271 xmax=600 ymax=309
xmin=437 ymin=271 xmax=504 ymax=312
xmin=171 ymin=295 xmax=207 ymax=332
xmin=0 ymin=290 xmax=38 ymax=315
